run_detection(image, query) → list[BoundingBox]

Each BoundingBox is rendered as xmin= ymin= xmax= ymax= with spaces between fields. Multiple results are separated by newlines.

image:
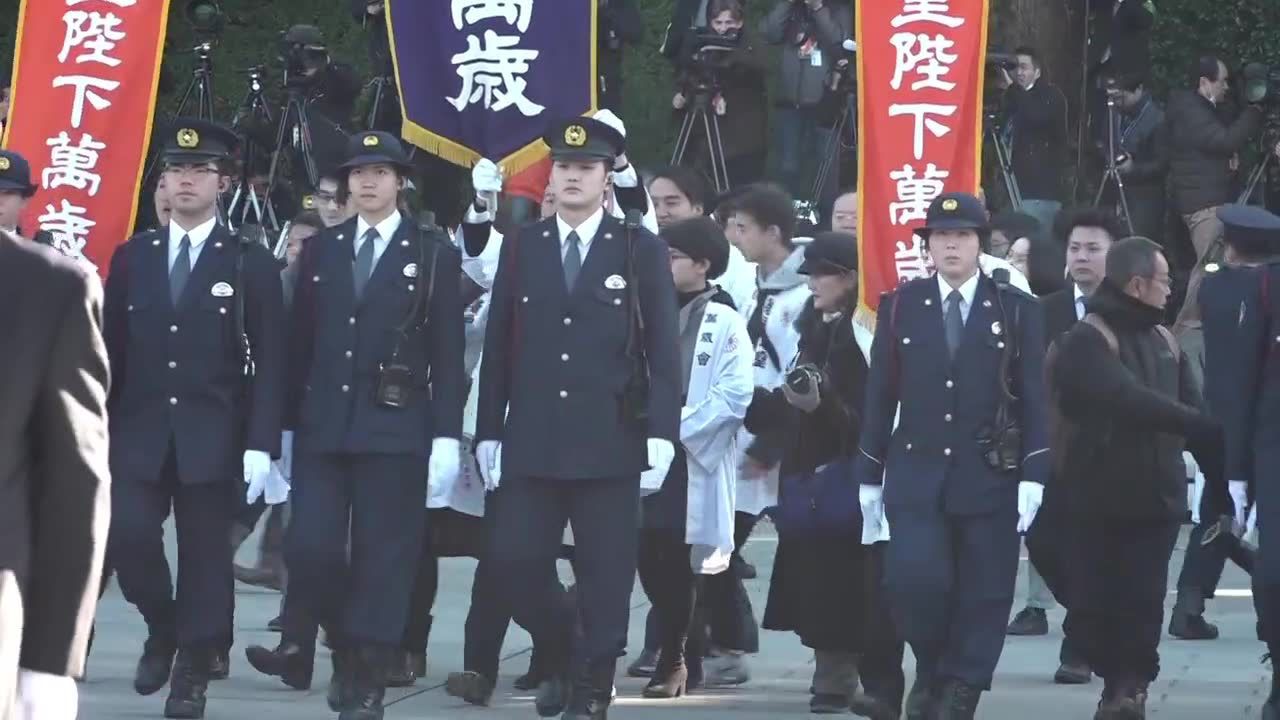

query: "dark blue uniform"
xmin=102 ymin=223 xmax=285 ymax=649
xmin=855 ymin=274 xmax=1048 ymax=692
xmin=284 ymin=213 xmax=464 ymax=651
xmin=476 ymin=212 xmax=682 ymax=692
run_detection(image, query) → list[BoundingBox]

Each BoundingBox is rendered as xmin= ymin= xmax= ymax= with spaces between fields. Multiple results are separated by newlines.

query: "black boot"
xmin=327 ymin=645 xmax=354 ymax=713
xmin=903 ymin=671 xmax=936 ymax=720
xmin=339 ymin=645 xmax=390 ymax=720
xmin=535 ymin=670 xmax=570 ymax=718
xmin=563 ymin=662 xmax=613 ymax=720
xmin=1006 ymin=607 xmax=1049 ymax=636
xmin=134 ymin=633 xmax=177 ymax=696
xmin=933 ymin=680 xmax=982 ymax=720
xmin=209 ymin=647 xmax=230 ymax=680
xmin=445 ymin=670 xmax=496 ymax=706
xmin=163 ymin=648 xmax=210 ymax=719
xmin=245 ymin=641 xmax=313 ymax=690
xmin=1055 ymin=640 xmax=1092 ymax=685
xmin=514 ymin=648 xmax=545 ymax=691
xmin=1168 ymin=587 xmax=1219 ymax=640
xmin=386 ymin=650 xmax=423 ymax=688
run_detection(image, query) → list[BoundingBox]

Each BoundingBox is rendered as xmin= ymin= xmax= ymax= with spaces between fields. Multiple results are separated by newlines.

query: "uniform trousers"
xmin=1066 ymin=517 xmax=1180 ymax=684
xmin=401 ymin=517 xmax=438 ymax=655
xmin=859 ymin=542 xmax=906 ymax=708
xmin=1254 ymin=543 xmax=1280 ymax=651
xmin=883 ymin=507 xmax=1020 ymax=689
xmin=490 ymin=475 xmax=639 ymax=673
xmin=286 ymin=452 xmax=426 ymax=648
xmin=109 ymin=443 xmax=234 ymax=648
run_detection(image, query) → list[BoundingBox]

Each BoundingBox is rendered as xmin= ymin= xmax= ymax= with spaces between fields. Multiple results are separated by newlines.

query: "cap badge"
xmin=177 ymin=128 xmax=199 ymax=149
xmin=941 ymin=198 xmax=959 ymax=212
xmin=363 ymin=135 xmax=380 ymax=147
xmin=403 ymin=263 xmax=419 ymax=278
xmin=604 ymin=274 xmax=626 ymax=290
xmin=0 ymin=157 xmax=11 ymax=171
xmin=565 ymin=124 xmax=587 ymax=147
xmin=211 ymin=282 xmax=234 ymax=298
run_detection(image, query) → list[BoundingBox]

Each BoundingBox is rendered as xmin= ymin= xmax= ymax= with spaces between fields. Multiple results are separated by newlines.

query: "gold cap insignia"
xmin=363 ymin=135 xmax=380 ymax=147
xmin=565 ymin=125 xmax=587 ymax=147
xmin=0 ymin=157 xmax=11 ymax=172
xmin=941 ymin=198 xmax=959 ymax=211
xmin=302 ymin=195 xmax=316 ymax=210
xmin=177 ymin=128 xmax=200 ymax=149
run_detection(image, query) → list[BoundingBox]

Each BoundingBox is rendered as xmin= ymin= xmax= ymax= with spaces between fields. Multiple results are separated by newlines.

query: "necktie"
xmin=1076 ymin=296 xmax=1086 ymax=320
xmin=354 ymin=228 xmax=378 ymax=300
xmin=563 ymin=230 xmax=582 ymax=291
xmin=945 ymin=289 xmax=964 ymax=359
xmin=170 ymin=234 xmax=191 ymax=306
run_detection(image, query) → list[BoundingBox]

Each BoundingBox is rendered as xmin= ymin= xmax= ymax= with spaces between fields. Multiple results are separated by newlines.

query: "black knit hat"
xmin=661 ymin=216 xmax=730 ymax=279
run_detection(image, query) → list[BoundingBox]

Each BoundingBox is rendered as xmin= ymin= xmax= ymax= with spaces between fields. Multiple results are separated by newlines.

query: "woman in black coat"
xmin=745 ymin=232 xmax=870 ymax=714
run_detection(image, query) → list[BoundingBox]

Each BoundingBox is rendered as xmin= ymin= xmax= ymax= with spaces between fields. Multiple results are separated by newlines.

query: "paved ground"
xmin=82 ymin=522 xmax=1269 ymax=719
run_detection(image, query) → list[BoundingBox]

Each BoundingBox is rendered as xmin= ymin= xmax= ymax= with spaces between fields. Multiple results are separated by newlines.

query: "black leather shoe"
xmin=1007 ymin=607 xmax=1049 ymax=636
xmin=1055 ymin=661 xmax=1093 ymax=684
xmin=163 ymin=650 xmax=209 ymax=719
xmin=904 ymin=672 xmax=935 ymax=720
xmin=849 ymin=691 xmax=901 ymax=720
xmin=625 ymin=649 xmax=657 ymax=678
xmin=1168 ymin=612 xmax=1220 ymax=640
xmin=134 ymin=635 xmax=177 ymax=696
xmin=934 ymin=680 xmax=982 ymax=720
xmin=209 ymin=649 xmax=229 ymax=680
xmin=445 ymin=670 xmax=495 ymax=706
xmin=809 ymin=693 xmax=849 ymax=713
xmin=266 ymin=615 xmax=284 ymax=632
xmin=386 ymin=650 xmax=420 ymax=688
xmin=515 ymin=651 xmax=545 ymax=691
xmin=328 ymin=647 xmax=353 ymax=712
xmin=245 ymin=642 xmax=313 ymax=690
xmin=339 ymin=646 xmax=389 ymax=720
xmin=561 ymin=696 xmax=609 ymax=720
xmin=535 ymin=673 xmax=569 ymax=718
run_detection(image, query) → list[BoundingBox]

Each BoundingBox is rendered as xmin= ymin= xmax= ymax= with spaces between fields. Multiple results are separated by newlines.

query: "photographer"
xmin=1105 ymin=73 xmax=1168 ymax=245
xmin=998 ymin=46 xmax=1069 ymax=231
xmin=761 ymin=0 xmax=854 ymax=198
xmin=673 ymin=0 xmax=769 ymax=187
xmin=598 ymin=0 xmax=645 ymax=112
xmin=1167 ymin=56 xmax=1262 ymax=348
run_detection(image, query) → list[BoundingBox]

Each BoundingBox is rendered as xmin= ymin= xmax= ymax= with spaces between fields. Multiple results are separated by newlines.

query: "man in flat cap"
xmin=855 ymin=192 xmax=1049 ymax=719
xmin=279 ymin=130 xmax=463 ymax=720
xmin=102 ymin=118 xmax=286 ymax=719
xmin=475 ymin=116 xmax=682 ymax=719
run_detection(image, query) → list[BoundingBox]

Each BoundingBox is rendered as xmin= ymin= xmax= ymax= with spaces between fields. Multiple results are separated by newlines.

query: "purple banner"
xmin=387 ymin=0 xmax=598 ymax=173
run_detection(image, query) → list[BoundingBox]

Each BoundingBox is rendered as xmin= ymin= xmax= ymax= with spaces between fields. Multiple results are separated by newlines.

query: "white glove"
xmin=1229 ymin=480 xmax=1249 ymax=531
xmin=1247 ymin=502 xmax=1259 ymax=541
xmin=17 ymin=670 xmax=78 ymax=720
xmin=428 ymin=438 xmax=462 ymax=506
xmin=476 ymin=440 xmax=502 ymax=491
xmin=243 ymin=450 xmax=272 ymax=504
xmin=278 ymin=430 xmax=294 ymax=481
xmin=1016 ymin=481 xmax=1043 ymax=534
xmin=859 ymin=484 xmax=885 ymax=545
xmin=593 ymin=108 xmax=627 ymax=138
xmin=471 ymin=158 xmax=503 ymax=209
xmin=646 ymin=438 xmax=676 ymax=480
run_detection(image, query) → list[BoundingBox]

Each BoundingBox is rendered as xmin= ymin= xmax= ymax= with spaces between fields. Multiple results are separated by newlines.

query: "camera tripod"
xmin=143 ymin=43 xmax=219 ymax=195
xmin=1093 ymin=97 xmax=1135 ymax=236
xmin=227 ymin=66 xmax=274 ymax=232
xmin=984 ymin=114 xmax=1023 ymax=210
xmin=1239 ymin=152 xmax=1272 ymax=204
xmin=260 ymin=87 xmax=322 ymax=234
xmin=671 ymin=90 xmax=731 ymax=194
xmin=364 ymin=75 xmax=398 ymax=132
xmin=809 ymin=90 xmax=855 ymax=209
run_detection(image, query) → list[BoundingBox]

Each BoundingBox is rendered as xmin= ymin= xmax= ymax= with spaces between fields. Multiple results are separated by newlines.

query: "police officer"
xmin=283 ymin=130 xmax=464 ymax=720
xmin=102 ymin=119 xmax=286 ymax=719
xmin=475 ymin=116 xmax=682 ymax=719
xmin=0 ymin=149 xmax=54 ymax=246
xmin=1197 ymin=205 xmax=1280 ymax=719
xmin=855 ymin=193 xmax=1049 ymax=719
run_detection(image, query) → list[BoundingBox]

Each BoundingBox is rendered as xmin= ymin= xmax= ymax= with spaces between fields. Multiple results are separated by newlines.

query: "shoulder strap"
xmin=1153 ymin=325 xmax=1179 ymax=363
xmin=234 ymin=233 xmax=254 ymax=378
xmin=1081 ymin=313 xmax=1119 ymax=354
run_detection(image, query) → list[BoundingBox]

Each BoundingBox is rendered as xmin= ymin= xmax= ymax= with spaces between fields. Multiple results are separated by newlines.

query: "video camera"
xmin=1243 ymin=63 xmax=1280 ymax=108
xmin=278 ymin=25 xmax=331 ymax=89
xmin=683 ymin=29 xmax=742 ymax=95
xmin=185 ymin=0 xmax=225 ymax=37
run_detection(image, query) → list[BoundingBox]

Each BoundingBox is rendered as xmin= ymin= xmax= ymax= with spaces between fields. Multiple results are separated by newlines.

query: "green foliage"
xmin=1147 ymin=0 xmax=1280 ymax=97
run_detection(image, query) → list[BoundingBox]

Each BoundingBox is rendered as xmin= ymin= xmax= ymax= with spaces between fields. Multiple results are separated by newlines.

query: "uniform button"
xmin=349 ymin=316 xmax=357 ymax=326
xmin=169 ymin=324 xmax=178 ymax=334
xmin=169 ymin=397 xmax=178 ymax=405
xmin=345 ymin=350 xmax=353 ymax=359
xmin=522 ymin=296 xmax=530 ymax=304
xmin=559 ymin=390 xmax=568 ymax=398
xmin=168 ymin=361 xmax=177 ymax=369
xmin=945 ymin=380 xmax=954 ymax=388
xmin=905 ymin=443 xmax=913 ymax=451
xmin=997 ymin=341 xmax=1005 ymax=349
xmin=944 ymin=413 xmax=952 ymax=422
xmin=561 ymin=353 xmax=570 ymax=362
xmin=944 ymin=448 xmax=952 ymax=457
xmin=341 ymin=384 xmax=350 ymax=393
xmin=313 ymin=275 xmax=321 ymax=282
xmin=563 ymin=317 xmax=572 ymax=326
xmin=613 ymin=298 xmax=622 ymax=306
xmin=219 ymin=307 xmax=227 ymax=315
xmin=128 ymin=304 xmax=134 ymax=311
xmin=902 ymin=337 xmax=911 ymax=345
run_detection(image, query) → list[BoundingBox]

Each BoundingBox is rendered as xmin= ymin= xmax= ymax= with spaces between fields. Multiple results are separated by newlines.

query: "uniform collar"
xmin=937 ymin=270 xmax=980 ymax=307
xmin=556 ymin=207 xmax=605 ymax=246
xmin=169 ymin=215 xmax=218 ymax=250
xmin=356 ymin=210 xmax=402 ymax=244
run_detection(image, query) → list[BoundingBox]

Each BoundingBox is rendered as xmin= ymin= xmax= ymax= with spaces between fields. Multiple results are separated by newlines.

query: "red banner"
xmin=855 ymin=0 xmax=988 ymax=317
xmin=3 ymin=0 xmax=172 ymax=276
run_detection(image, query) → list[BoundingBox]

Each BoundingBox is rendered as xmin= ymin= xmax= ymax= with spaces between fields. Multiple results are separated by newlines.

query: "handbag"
xmin=773 ymin=456 xmax=861 ymax=536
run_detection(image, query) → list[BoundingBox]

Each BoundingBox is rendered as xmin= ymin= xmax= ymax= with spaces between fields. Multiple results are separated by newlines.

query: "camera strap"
xmin=623 ymin=211 xmax=646 ymax=366
xmin=386 ymin=225 xmax=437 ymax=366
xmin=233 ymin=231 xmax=255 ymax=380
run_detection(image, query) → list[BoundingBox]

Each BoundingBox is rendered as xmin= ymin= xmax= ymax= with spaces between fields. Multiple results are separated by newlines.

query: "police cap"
xmin=915 ymin=192 xmax=990 ymax=241
xmin=340 ymin=131 xmax=413 ymax=173
xmin=161 ymin=118 xmax=240 ymax=165
xmin=543 ymin=117 xmax=624 ymax=162
xmin=1218 ymin=204 xmax=1280 ymax=259
xmin=0 ymin=149 xmax=37 ymax=197
xmin=798 ymin=231 xmax=858 ymax=275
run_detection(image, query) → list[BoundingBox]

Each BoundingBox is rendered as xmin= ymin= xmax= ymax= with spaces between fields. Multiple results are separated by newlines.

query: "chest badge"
xmin=605 ymin=274 xmax=627 ymax=290
xmin=211 ymin=282 xmax=234 ymax=298
xmin=990 ymin=321 xmax=1002 ymax=336
xmin=403 ymin=263 xmax=419 ymax=278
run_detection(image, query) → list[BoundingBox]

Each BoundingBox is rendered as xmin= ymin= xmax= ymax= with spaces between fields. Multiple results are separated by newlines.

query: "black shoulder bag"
xmin=620 ymin=210 xmax=650 ymax=429
xmin=376 ymin=215 xmax=440 ymax=409
xmin=977 ymin=269 xmax=1023 ymax=473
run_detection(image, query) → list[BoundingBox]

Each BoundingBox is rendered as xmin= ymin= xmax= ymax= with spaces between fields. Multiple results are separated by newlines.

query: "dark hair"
xmin=292 ymin=211 xmax=324 ymax=232
xmin=1113 ymin=71 xmax=1147 ymax=93
xmin=1195 ymin=56 xmax=1224 ymax=86
xmin=1014 ymin=46 xmax=1041 ymax=69
xmin=729 ymin=183 xmax=796 ymax=244
xmin=1105 ymin=236 xmax=1163 ymax=286
xmin=1024 ymin=236 xmax=1067 ymax=296
xmin=990 ymin=211 xmax=1042 ymax=248
xmin=1060 ymin=207 xmax=1121 ymax=246
xmin=707 ymin=0 xmax=745 ymax=22
xmin=662 ymin=215 xmax=731 ymax=279
xmin=649 ymin=166 xmax=712 ymax=212
xmin=338 ymin=163 xmax=412 ymax=205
